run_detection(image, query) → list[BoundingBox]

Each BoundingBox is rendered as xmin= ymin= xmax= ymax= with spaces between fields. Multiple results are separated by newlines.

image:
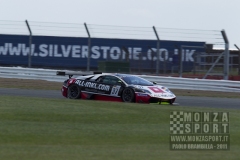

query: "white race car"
xmin=58 ymin=72 xmax=176 ymax=104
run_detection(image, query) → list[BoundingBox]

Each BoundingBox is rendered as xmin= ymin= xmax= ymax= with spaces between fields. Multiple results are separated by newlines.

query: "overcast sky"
xmin=0 ymin=0 xmax=239 ymax=49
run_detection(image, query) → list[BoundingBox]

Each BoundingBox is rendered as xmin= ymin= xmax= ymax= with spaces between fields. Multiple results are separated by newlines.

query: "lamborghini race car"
xmin=57 ymin=71 xmax=176 ymax=104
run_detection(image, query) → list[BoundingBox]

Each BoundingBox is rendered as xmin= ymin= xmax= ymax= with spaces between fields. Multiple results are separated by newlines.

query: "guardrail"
xmin=0 ymin=67 xmax=65 ymax=82
xmin=0 ymin=67 xmax=240 ymax=92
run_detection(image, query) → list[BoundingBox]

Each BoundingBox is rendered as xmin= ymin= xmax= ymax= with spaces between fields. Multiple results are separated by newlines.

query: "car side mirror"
xmin=152 ymin=82 xmax=157 ymax=84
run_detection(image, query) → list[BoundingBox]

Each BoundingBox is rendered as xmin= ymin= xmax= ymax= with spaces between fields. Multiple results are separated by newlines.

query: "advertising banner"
xmin=0 ymin=34 xmax=205 ymax=71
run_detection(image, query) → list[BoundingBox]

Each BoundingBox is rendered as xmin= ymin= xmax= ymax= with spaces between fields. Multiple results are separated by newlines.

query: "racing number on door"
xmin=148 ymin=87 xmax=164 ymax=93
xmin=110 ymin=86 xmax=121 ymax=96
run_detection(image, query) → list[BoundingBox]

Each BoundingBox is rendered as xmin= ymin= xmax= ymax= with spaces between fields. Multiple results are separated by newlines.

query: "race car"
xmin=57 ymin=71 xmax=176 ymax=104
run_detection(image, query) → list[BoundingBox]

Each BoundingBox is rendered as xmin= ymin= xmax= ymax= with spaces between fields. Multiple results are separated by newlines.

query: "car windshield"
xmin=122 ymin=76 xmax=153 ymax=86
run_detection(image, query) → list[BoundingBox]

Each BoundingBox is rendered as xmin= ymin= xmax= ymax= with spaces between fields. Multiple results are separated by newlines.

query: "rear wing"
xmin=56 ymin=71 xmax=102 ymax=79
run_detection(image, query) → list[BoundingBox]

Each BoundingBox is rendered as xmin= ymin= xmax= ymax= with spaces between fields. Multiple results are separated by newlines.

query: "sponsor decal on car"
xmin=148 ymin=86 xmax=164 ymax=93
xmin=137 ymin=93 xmax=148 ymax=97
xmin=153 ymin=94 xmax=175 ymax=98
xmin=110 ymin=86 xmax=121 ymax=96
xmin=75 ymin=80 xmax=110 ymax=91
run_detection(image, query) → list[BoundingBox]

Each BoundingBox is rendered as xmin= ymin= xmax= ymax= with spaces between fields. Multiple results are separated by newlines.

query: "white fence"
xmin=0 ymin=67 xmax=240 ymax=92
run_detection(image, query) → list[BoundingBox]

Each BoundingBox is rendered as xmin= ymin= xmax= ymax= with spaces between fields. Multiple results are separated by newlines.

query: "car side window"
xmin=96 ymin=76 xmax=104 ymax=83
xmin=109 ymin=76 xmax=121 ymax=85
xmin=97 ymin=76 xmax=121 ymax=85
xmin=102 ymin=77 xmax=111 ymax=84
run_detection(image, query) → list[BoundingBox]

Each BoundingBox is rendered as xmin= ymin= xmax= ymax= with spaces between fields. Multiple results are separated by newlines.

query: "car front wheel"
xmin=122 ymin=88 xmax=135 ymax=102
xmin=169 ymin=98 xmax=175 ymax=105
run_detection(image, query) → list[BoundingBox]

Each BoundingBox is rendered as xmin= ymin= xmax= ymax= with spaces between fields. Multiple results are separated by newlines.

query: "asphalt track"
xmin=0 ymin=88 xmax=240 ymax=109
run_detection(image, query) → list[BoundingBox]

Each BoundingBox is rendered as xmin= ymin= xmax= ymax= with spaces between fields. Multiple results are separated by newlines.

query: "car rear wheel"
xmin=67 ymin=84 xmax=81 ymax=99
xmin=122 ymin=88 xmax=135 ymax=102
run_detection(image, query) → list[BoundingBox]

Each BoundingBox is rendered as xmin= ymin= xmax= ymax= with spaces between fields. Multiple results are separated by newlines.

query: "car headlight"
xmin=142 ymin=89 xmax=151 ymax=94
xmin=133 ymin=88 xmax=151 ymax=94
xmin=166 ymin=88 xmax=173 ymax=94
xmin=161 ymin=87 xmax=171 ymax=93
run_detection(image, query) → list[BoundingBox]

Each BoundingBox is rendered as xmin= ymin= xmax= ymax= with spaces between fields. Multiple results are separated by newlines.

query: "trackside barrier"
xmin=0 ymin=67 xmax=240 ymax=93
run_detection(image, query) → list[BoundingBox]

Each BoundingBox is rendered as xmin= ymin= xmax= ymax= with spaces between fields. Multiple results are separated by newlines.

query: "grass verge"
xmin=0 ymin=96 xmax=239 ymax=160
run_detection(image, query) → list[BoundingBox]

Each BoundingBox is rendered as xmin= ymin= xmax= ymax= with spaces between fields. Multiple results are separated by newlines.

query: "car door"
xmin=96 ymin=75 xmax=124 ymax=97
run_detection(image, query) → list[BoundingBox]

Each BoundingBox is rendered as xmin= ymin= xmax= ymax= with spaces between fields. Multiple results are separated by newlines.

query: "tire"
xmin=169 ymin=98 xmax=175 ymax=105
xmin=67 ymin=84 xmax=81 ymax=99
xmin=122 ymin=88 xmax=135 ymax=102
xmin=158 ymin=99 xmax=162 ymax=105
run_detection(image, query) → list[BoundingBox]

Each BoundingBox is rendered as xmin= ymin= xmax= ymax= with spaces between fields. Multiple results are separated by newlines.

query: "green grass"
xmin=0 ymin=96 xmax=239 ymax=160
